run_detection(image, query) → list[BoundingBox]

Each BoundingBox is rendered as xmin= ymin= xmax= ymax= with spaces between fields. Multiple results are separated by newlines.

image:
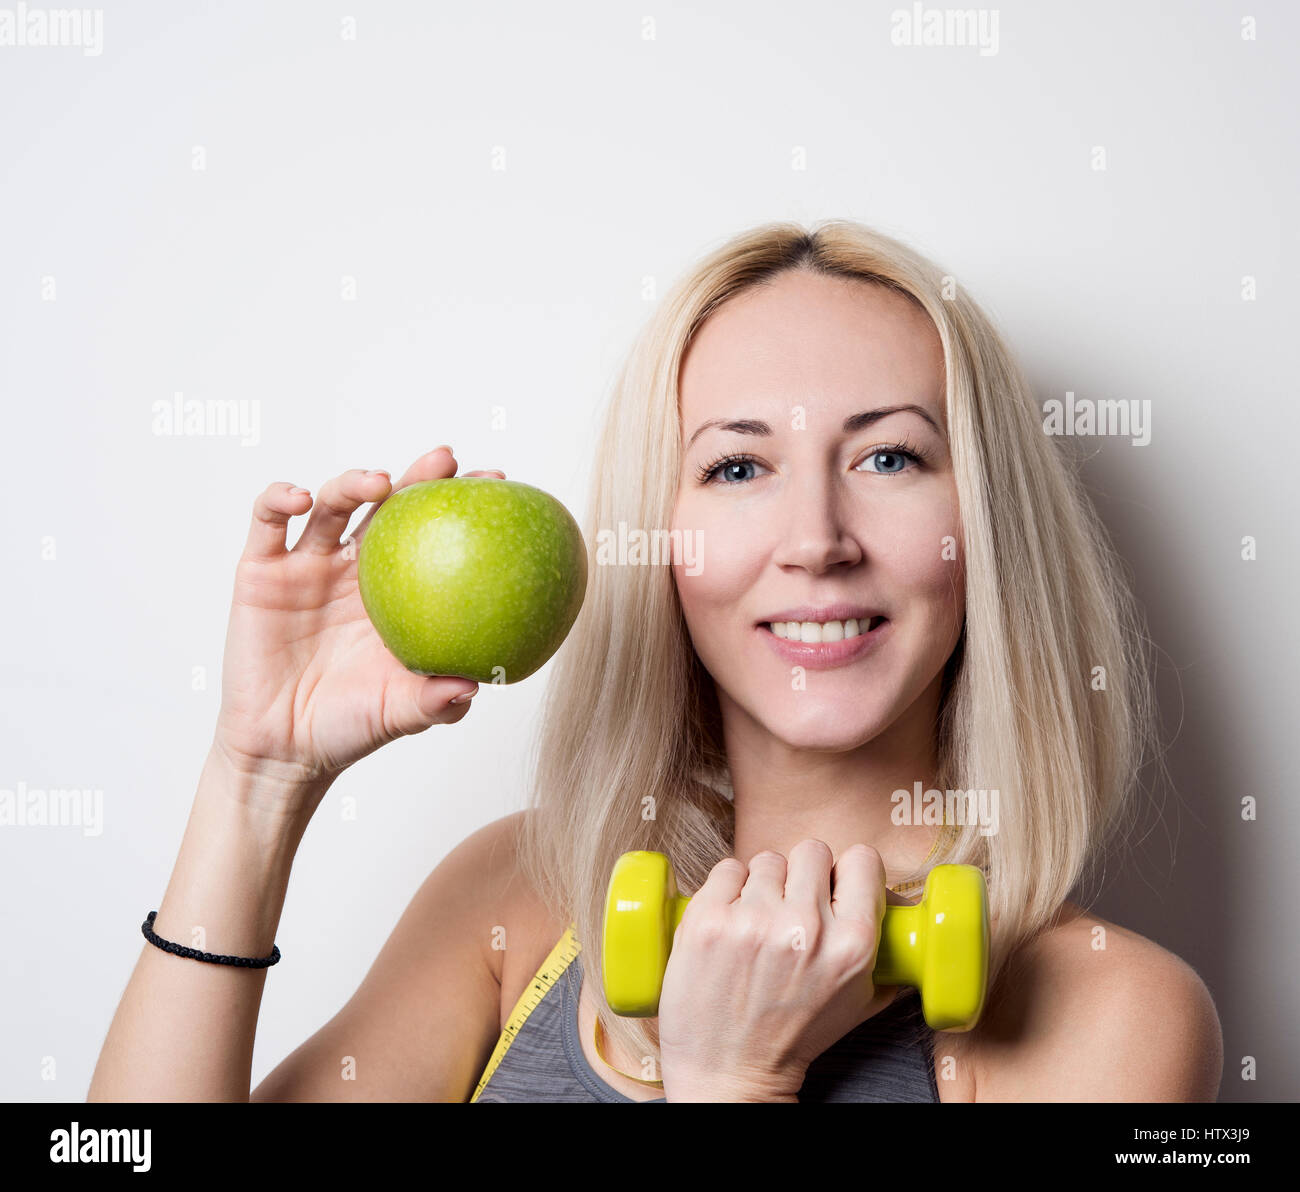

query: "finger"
xmin=829 ymin=844 xmax=886 ymax=928
xmin=383 ymin=671 xmax=480 ymax=739
xmin=244 ymin=482 xmax=314 ymax=560
xmin=294 ymin=468 xmax=393 ymax=555
xmin=690 ymin=856 xmax=749 ymax=906
xmin=351 ymin=446 xmax=459 ymax=542
xmin=738 ymin=850 xmax=787 ymax=904
xmin=784 ymin=839 xmax=835 ymax=915
xmin=391 ymin=445 xmax=459 ymax=492
xmin=463 ymin=469 xmax=506 ymax=479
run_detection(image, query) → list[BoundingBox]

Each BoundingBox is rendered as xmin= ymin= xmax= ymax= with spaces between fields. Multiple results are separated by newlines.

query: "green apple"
xmin=358 ymin=477 xmax=587 ymax=683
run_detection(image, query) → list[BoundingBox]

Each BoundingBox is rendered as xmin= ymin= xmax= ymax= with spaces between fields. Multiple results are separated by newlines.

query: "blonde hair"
xmin=516 ymin=218 xmax=1160 ymax=1077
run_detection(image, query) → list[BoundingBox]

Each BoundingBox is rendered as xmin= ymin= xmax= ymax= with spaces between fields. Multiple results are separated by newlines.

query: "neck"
xmin=722 ymin=672 xmax=946 ymax=890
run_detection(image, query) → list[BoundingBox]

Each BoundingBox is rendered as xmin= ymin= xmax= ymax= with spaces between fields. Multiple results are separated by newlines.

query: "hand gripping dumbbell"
xmin=602 ymin=851 xmax=989 ymax=1031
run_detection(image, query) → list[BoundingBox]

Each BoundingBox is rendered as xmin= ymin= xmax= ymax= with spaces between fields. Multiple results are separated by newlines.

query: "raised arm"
xmin=89 ymin=448 xmax=501 ymax=1101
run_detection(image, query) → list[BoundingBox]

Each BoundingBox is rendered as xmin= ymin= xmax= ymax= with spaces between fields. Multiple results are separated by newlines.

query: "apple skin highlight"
xmin=357 ymin=478 xmax=588 ymax=683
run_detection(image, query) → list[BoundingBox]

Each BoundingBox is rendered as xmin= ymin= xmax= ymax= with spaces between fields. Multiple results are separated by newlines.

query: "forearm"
xmin=88 ymin=746 xmax=326 ymax=1102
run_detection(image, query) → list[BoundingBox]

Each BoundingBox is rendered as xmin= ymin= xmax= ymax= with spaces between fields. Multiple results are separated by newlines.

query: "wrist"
xmin=665 ymin=1085 xmax=800 ymax=1103
xmin=201 ymin=741 xmax=333 ymax=840
xmin=662 ymin=1068 xmax=804 ymax=1103
xmin=150 ymin=748 xmax=319 ymax=956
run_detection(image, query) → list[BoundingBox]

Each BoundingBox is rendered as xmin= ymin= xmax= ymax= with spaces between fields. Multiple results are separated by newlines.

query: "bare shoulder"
xmin=457 ymin=808 xmax=569 ymax=1026
xmin=430 ymin=808 xmax=527 ymax=979
xmin=438 ymin=809 xmax=552 ymax=983
xmin=967 ymin=901 xmax=1223 ymax=1102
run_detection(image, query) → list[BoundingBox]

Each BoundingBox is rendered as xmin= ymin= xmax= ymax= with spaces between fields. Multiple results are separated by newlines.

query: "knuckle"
xmin=317 ymin=486 xmax=353 ymax=515
xmin=791 ymin=838 xmax=834 ymax=864
xmin=830 ymin=917 xmax=879 ymax=965
xmin=839 ymin=843 xmax=885 ymax=879
xmin=685 ymin=907 xmax=727 ymax=948
xmin=728 ymin=907 xmax=764 ymax=949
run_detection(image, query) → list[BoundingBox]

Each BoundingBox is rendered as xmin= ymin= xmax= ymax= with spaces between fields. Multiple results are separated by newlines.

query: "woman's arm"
xmin=91 ymin=764 xmax=517 ymax=1103
xmin=88 ymin=450 xmax=503 ymax=1101
xmin=88 ymin=746 xmax=325 ymax=1101
xmin=970 ymin=908 xmax=1224 ymax=1102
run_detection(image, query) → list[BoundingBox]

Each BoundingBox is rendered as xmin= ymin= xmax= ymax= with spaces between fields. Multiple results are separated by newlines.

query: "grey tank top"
xmin=474 ymin=944 xmax=941 ymax=1103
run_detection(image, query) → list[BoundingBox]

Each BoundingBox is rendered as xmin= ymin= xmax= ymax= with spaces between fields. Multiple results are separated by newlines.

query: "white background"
xmin=1 ymin=1 xmax=1295 ymax=1102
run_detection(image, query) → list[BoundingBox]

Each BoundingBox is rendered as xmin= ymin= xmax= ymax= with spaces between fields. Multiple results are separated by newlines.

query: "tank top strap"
xmin=470 ymin=923 xmax=580 ymax=1102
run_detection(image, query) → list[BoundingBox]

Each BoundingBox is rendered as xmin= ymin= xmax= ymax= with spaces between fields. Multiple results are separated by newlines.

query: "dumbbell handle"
xmin=651 ymin=888 xmax=943 ymax=989
xmin=604 ymin=852 xmax=989 ymax=1031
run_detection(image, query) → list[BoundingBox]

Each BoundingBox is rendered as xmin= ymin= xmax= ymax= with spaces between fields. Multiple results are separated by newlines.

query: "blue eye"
xmin=697 ymin=454 xmax=765 ymax=485
xmin=695 ymin=443 xmax=927 ymax=486
xmin=860 ymin=449 xmax=916 ymax=475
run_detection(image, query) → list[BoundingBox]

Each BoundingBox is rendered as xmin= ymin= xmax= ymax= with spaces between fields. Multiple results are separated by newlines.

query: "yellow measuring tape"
xmin=470 ymin=923 xmax=581 ymax=1103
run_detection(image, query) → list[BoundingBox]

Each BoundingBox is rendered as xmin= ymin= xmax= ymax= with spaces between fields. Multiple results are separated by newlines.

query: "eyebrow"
xmin=686 ymin=404 xmax=943 ymax=450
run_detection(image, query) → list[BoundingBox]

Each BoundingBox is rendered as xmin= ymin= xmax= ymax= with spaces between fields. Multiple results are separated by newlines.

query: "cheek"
xmin=671 ymin=493 xmax=759 ymax=614
xmin=895 ymin=540 xmax=960 ymax=597
xmin=880 ymin=496 xmax=964 ymax=617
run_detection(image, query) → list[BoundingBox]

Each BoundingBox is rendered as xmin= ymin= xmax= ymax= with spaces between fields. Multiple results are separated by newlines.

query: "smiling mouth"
xmin=761 ymin=616 xmax=887 ymax=642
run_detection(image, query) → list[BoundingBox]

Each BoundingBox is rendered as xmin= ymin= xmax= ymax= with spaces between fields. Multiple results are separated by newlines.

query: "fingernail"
xmin=432 ymin=445 xmax=452 ymax=455
xmin=289 ymin=486 xmax=310 ymax=494
xmin=449 ymin=688 xmax=477 ymax=705
xmin=364 ymin=469 xmax=389 ymax=476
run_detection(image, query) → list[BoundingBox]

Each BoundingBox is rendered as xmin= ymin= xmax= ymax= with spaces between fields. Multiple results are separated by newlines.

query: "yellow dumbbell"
xmin=602 ymin=851 xmax=989 ymax=1031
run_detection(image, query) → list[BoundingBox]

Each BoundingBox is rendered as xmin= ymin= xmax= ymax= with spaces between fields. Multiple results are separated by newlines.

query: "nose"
xmin=771 ymin=471 xmax=863 ymax=574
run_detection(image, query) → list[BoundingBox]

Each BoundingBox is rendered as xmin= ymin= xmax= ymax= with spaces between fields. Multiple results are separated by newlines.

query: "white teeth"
xmin=766 ymin=618 xmax=874 ymax=642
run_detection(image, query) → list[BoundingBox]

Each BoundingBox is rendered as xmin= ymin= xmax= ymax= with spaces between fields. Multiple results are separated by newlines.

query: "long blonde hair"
xmin=516 ymin=218 xmax=1159 ymax=1077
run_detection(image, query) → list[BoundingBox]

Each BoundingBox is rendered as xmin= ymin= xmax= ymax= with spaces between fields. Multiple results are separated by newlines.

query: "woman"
xmin=89 ymin=220 xmax=1222 ymax=1102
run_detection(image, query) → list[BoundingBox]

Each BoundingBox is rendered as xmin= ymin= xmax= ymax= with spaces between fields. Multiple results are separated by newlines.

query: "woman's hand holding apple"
xmin=210 ymin=446 xmax=503 ymax=812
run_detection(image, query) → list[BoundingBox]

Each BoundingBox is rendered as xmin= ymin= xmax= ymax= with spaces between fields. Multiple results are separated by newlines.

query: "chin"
xmin=762 ymin=703 xmax=894 ymax=753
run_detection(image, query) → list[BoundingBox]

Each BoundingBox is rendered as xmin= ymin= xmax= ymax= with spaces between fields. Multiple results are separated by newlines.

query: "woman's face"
xmin=671 ymin=268 xmax=964 ymax=753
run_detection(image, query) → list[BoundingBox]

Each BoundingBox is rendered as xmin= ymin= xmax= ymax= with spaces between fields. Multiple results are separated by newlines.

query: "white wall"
xmin=1 ymin=0 xmax=1294 ymax=1102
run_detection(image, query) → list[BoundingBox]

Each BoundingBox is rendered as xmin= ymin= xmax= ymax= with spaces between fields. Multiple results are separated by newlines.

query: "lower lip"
xmin=757 ymin=619 xmax=891 ymax=670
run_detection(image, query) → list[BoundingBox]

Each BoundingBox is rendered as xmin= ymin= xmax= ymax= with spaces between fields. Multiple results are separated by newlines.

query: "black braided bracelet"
xmin=141 ymin=911 xmax=281 ymax=968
